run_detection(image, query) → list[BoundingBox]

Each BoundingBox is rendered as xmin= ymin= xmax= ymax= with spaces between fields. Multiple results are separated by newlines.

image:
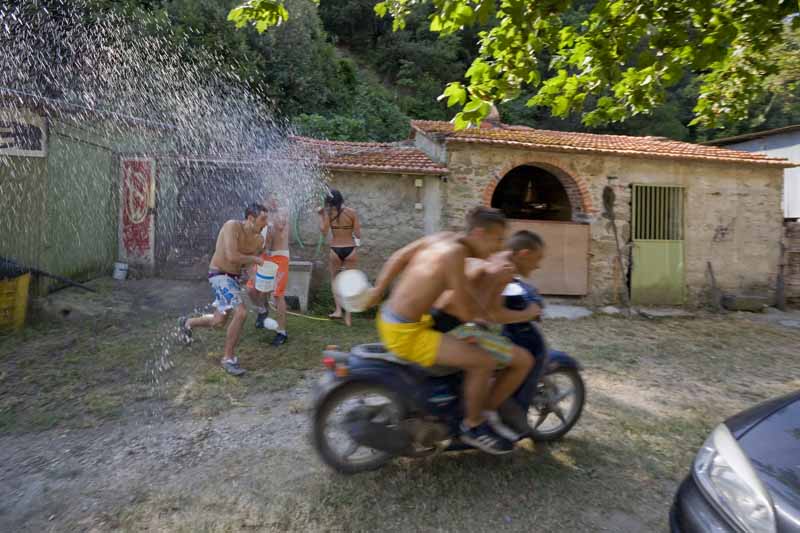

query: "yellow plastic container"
xmin=0 ymin=273 xmax=31 ymax=332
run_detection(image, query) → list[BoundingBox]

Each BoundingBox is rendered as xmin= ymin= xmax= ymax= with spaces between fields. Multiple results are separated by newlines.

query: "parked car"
xmin=670 ymin=391 xmax=800 ymax=532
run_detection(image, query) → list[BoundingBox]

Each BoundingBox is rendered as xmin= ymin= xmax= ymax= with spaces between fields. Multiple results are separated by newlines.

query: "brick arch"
xmin=481 ymin=161 xmax=594 ymax=218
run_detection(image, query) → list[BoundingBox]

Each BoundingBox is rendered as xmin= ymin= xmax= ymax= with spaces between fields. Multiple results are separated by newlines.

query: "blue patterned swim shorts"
xmin=209 ymin=274 xmax=243 ymax=313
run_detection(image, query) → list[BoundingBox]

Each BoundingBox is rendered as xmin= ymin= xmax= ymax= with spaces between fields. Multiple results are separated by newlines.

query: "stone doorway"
xmin=489 ymin=164 xmax=590 ymax=296
xmin=490 ymin=165 xmax=573 ymax=221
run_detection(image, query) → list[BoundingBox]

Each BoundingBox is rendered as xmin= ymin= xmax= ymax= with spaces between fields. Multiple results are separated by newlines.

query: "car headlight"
xmin=693 ymin=424 xmax=776 ymax=533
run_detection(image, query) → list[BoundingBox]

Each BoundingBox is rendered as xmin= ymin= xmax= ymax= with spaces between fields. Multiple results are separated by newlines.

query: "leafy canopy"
xmin=230 ymin=0 xmax=800 ymax=130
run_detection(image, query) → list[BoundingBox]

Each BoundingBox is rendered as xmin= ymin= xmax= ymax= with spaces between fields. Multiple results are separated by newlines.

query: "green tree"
xmin=318 ymin=1 xmax=479 ymax=121
xmin=87 ymin=0 xmax=413 ymax=141
xmin=294 ymin=80 xmax=410 ymax=141
xmin=294 ymin=113 xmax=369 ymax=140
xmin=319 ymin=0 xmax=390 ymax=49
xmin=229 ymin=0 xmax=800 ymax=130
xmin=702 ymin=25 xmax=800 ymax=139
xmin=90 ymin=0 xmax=351 ymax=116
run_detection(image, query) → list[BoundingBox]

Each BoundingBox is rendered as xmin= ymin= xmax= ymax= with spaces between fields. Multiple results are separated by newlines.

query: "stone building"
xmin=704 ymin=125 xmax=800 ymax=304
xmin=298 ymin=119 xmax=795 ymax=307
xmin=292 ymin=137 xmax=447 ymax=279
xmin=705 ymin=124 xmax=800 ymax=219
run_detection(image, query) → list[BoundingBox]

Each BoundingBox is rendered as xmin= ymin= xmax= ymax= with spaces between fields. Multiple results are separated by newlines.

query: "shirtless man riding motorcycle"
xmin=364 ymin=207 xmax=534 ymax=454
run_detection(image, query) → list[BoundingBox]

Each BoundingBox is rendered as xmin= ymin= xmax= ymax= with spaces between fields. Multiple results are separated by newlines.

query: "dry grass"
xmin=3 ymin=280 xmax=800 ymax=532
xmin=0 ymin=317 xmax=158 ymax=431
xmin=0 ymin=284 xmax=377 ymax=432
xmin=167 ymin=313 xmax=377 ymax=417
xmin=118 ymin=313 xmax=799 ymax=533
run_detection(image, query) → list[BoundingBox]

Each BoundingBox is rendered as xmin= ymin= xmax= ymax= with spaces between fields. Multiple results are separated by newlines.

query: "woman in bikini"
xmin=318 ymin=189 xmax=361 ymax=326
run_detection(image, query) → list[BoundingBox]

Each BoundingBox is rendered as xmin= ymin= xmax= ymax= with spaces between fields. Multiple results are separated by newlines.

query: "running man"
xmin=178 ymin=203 xmax=268 ymax=376
xmin=249 ymin=196 xmax=291 ymax=346
xmin=364 ymin=207 xmax=533 ymax=455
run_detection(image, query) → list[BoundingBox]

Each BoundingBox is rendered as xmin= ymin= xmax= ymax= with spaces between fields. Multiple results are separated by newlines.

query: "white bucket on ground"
xmin=334 ymin=269 xmax=371 ymax=313
xmin=113 ymin=262 xmax=128 ymax=281
xmin=255 ymin=261 xmax=278 ymax=292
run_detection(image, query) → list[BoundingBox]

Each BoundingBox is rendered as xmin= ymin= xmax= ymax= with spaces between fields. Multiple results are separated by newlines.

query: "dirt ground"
xmin=1 ymin=278 xmax=799 ymax=533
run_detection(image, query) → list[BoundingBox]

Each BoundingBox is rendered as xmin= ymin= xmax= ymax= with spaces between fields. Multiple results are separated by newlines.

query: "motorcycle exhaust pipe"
xmin=344 ymin=419 xmax=412 ymax=454
xmin=342 ymin=406 xmax=412 ymax=454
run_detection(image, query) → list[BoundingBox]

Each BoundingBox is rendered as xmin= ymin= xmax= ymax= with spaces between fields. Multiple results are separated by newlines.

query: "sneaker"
xmin=270 ymin=332 xmax=288 ymax=347
xmin=498 ymin=400 xmax=534 ymax=438
xmin=486 ymin=410 xmax=522 ymax=442
xmin=254 ymin=312 xmax=268 ymax=329
xmin=459 ymin=421 xmax=514 ymax=455
xmin=177 ymin=316 xmax=192 ymax=345
xmin=222 ymin=359 xmax=246 ymax=376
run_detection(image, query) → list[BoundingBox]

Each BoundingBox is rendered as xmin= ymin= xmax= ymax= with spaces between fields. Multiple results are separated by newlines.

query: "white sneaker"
xmin=485 ymin=411 xmax=521 ymax=442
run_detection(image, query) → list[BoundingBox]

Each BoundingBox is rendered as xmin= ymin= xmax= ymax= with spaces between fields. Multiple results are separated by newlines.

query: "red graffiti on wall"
xmin=121 ymin=159 xmax=153 ymax=259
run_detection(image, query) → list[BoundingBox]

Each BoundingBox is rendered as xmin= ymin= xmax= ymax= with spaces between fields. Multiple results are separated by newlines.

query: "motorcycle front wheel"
xmin=312 ymin=383 xmax=405 ymax=475
xmin=528 ymin=368 xmax=585 ymax=442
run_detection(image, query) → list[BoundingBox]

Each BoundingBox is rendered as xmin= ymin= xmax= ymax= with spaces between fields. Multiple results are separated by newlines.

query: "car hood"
xmin=736 ymin=396 xmax=800 ymax=532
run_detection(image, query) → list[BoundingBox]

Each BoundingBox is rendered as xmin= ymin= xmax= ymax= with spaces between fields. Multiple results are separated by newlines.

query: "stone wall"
xmin=439 ymin=141 xmax=784 ymax=306
xmin=785 ymin=221 xmax=800 ymax=304
xmin=291 ymin=171 xmax=429 ymax=286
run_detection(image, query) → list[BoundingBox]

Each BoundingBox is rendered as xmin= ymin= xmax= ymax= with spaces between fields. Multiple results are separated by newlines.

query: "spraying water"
xmin=1 ymin=0 xmax=329 ymax=402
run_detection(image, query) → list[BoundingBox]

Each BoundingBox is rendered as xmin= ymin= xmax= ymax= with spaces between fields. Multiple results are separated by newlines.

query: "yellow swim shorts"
xmin=376 ymin=312 xmax=443 ymax=368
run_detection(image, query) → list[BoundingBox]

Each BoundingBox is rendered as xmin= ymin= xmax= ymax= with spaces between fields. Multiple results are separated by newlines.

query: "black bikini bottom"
xmin=332 ymin=246 xmax=355 ymax=262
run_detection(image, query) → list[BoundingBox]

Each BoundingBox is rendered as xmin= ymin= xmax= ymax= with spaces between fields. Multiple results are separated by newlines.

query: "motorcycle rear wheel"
xmin=312 ymin=383 xmax=405 ymax=475
xmin=528 ymin=368 xmax=585 ymax=442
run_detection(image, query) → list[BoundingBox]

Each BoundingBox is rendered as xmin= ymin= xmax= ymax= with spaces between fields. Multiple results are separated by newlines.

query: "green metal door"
xmin=630 ymin=184 xmax=685 ymax=305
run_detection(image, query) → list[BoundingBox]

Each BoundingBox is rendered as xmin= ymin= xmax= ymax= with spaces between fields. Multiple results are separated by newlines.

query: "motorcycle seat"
xmin=351 ymin=343 xmax=459 ymax=377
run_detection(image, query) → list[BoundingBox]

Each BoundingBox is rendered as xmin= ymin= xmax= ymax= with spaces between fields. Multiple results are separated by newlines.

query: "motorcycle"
xmin=311 ymin=334 xmax=585 ymax=475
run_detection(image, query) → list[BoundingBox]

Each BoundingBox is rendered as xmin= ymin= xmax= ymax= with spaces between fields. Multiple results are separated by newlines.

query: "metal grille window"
xmin=632 ymin=185 xmax=684 ymax=241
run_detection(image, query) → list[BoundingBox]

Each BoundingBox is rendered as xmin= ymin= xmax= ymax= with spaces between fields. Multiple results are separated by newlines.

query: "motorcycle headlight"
xmin=693 ymin=424 xmax=776 ymax=533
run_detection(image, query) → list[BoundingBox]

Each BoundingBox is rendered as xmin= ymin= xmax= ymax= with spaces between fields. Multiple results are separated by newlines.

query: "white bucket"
xmin=334 ymin=269 xmax=371 ymax=313
xmin=255 ymin=260 xmax=278 ymax=292
xmin=113 ymin=262 xmax=128 ymax=281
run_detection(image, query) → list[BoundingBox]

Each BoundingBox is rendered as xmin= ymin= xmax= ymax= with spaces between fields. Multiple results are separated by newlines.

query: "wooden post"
xmin=776 ymin=240 xmax=787 ymax=311
xmin=707 ymin=261 xmax=722 ymax=312
xmin=603 ymin=185 xmax=631 ymax=315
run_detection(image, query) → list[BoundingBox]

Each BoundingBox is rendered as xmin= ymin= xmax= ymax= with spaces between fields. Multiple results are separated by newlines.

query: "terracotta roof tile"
xmin=411 ymin=120 xmax=794 ymax=167
xmin=293 ymin=136 xmax=447 ymax=175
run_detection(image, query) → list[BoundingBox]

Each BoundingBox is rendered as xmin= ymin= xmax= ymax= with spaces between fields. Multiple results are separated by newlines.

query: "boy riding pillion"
xmin=430 ymin=230 xmax=548 ymax=439
xmin=428 ymin=249 xmax=537 ymax=441
xmin=494 ymin=230 xmax=549 ymax=436
xmin=363 ymin=207 xmax=534 ymax=455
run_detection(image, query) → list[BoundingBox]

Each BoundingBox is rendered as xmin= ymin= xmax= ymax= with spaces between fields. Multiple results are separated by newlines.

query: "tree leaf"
xmin=225 ymin=0 xmax=800 ymax=129
xmin=452 ymin=113 xmax=470 ymax=130
xmin=463 ymin=98 xmax=486 ymax=113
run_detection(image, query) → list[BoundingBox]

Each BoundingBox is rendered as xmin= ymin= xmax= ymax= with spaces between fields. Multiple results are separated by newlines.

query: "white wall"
xmin=723 ymin=131 xmax=800 ymax=218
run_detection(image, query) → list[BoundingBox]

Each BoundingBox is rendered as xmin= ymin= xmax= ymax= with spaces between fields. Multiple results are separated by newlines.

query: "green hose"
xmin=316 ymin=195 xmax=327 ymax=257
xmin=316 ymin=232 xmax=324 ymax=256
xmin=290 ymin=207 xmax=326 ymax=257
xmin=292 ymin=209 xmax=304 ymax=248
